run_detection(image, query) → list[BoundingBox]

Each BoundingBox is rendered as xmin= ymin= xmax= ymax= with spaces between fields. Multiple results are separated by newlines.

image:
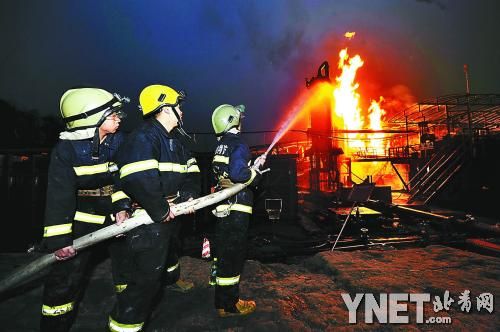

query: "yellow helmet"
xmin=139 ymin=84 xmax=185 ymax=117
xmin=60 ymin=88 xmax=124 ymax=130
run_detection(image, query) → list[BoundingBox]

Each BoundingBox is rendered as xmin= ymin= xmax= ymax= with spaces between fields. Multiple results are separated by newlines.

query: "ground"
xmin=0 ymin=245 xmax=498 ymax=331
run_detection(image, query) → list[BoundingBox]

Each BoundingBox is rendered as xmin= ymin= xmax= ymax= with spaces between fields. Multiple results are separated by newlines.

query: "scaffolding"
xmin=387 ymin=93 xmax=500 ymax=144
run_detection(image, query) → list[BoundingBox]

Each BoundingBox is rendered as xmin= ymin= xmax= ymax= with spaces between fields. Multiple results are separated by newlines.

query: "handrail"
xmin=420 ymin=150 xmax=464 ymax=197
xmin=408 ymin=145 xmax=466 ymax=203
xmin=415 ymin=148 xmax=461 ymax=192
xmin=408 ymin=148 xmax=453 ymax=192
xmin=424 ymin=163 xmax=464 ymax=204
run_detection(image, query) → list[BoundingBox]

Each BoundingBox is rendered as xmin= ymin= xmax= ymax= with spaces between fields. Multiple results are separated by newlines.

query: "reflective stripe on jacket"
xmin=212 ymin=132 xmax=260 ymax=208
xmin=116 ymin=119 xmax=200 ymax=222
xmin=42 ymin=132 xmax=129 ymax=250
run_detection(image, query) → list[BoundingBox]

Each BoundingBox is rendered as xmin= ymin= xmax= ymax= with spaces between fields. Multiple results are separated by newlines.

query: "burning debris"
xmin=344 ymin=31 xmax=356 ymax=39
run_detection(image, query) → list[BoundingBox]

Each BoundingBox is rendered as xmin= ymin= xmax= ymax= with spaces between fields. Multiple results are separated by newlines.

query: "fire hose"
xmin=0 ymin=97 xmax=299 ymax=294
xmin=0 ymin=182 xmax=251 ymax=294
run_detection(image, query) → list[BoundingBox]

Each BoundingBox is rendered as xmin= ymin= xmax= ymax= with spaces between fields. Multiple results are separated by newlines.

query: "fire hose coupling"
xmin=212 ymin=195 xmax=238 ymax=217
xmin=253 ymin=153 xmax=267 ymax=169
xmin=212 ymin=206 xmax=231 ymax=218
xmin=251 ymin=163 xmax=270 ymax=175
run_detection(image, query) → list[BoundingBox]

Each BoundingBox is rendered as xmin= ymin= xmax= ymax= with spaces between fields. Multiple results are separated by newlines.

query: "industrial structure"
xmin=1 ymin=61 xmax=500 ymax=254
xmin=251 ymin=61 xmax=500 ymax=213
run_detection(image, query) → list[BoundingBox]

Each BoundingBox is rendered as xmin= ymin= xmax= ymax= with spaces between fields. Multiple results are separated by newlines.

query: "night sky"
xmin=1 ymin=0 xmax=499 ymax=138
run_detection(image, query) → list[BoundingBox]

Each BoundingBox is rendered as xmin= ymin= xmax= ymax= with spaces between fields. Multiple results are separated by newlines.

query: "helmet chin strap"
xmin=91 ymin=128 xmax=101 ymax=160
xmin=90 ymin=93 xmax=129 ymax=160
xmin=227 ymin=127 xmax=240 ymax=134
xmin=175 ymin=126 xmax=192 ymax=139
xmin=171 ymin=106 xmax=192 ymax=139
xmin=92 ymin=107 xmax=120 ymax=159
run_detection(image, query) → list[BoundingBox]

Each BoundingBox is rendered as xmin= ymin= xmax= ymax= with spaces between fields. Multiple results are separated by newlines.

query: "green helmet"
xmin=211 ymin=104 xmax=245 ymax=135
xmin=60 ymin=88 xmax=123 ymax=130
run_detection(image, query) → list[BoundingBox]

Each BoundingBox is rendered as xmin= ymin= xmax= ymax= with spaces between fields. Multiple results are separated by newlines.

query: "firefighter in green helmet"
xmin=211 ymin=103 xmax=266 ymax=317
xmin=40 ymin=87 xmax=132 ymax=332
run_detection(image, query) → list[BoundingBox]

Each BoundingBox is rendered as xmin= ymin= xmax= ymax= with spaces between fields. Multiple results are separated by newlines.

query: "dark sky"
xmin=1 ymin=0 xmax=499 ymax=135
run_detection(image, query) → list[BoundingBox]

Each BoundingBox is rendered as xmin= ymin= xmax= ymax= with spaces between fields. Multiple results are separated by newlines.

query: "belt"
xmin=131 ymin=192 xmax=180 ymax=210
xmin=77 ymin=185 xmax=115 ymax=197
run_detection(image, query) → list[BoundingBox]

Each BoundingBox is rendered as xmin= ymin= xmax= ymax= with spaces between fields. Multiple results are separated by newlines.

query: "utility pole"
xmin=464 ymin=64 xmax=471 ymax=94
xmin=464 ymin=64 xmax=475 ymax=156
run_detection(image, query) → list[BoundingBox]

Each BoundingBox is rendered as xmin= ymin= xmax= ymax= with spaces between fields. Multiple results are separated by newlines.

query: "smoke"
xmin=382 ymin=84 xmax=418 ymax=119
xmin=200 ymin=0 xmax=313 ymax=70
xmin=200 ymin=3 xmax=236 ymax=39
xmin=237 ymin=0 xmax=310 ymax=69
xmin=415 ymin=0 xmax=447 ymax=10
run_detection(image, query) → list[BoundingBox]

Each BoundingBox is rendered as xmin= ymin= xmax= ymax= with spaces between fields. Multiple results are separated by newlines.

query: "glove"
xmin=253 ymin=154 xmax=267 ymax=169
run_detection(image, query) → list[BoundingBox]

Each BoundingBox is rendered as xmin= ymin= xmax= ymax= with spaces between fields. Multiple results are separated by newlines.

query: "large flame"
xmin=332 ymin=48 xmax=408 ymax=187
xmin=367 ymin=97 xmax=386 ymax=154
xmin=331 ymin=47 xmax=395 ymax=186
xmin=332 ymin=48 xmax=388 ymax=157
xmin=277 ymin=33 xmax=411 ymax=190
xmin=332 ymin=48 xmax=365 ymax=153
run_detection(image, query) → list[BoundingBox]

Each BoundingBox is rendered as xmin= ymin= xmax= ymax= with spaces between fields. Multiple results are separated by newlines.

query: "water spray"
xmin=262 ymin=61 xmax=331 ymax=158
xmin=264 ymin=100 xmax=306 ymax=156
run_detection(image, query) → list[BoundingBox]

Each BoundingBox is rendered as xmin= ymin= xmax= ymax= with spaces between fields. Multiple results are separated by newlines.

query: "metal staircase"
xmin=408 ymin=142 xmax=467 ymax=204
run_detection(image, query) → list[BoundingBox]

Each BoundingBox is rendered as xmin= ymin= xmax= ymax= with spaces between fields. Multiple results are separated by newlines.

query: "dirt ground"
xmin=0 ymin=245 xmax=498 ymax=331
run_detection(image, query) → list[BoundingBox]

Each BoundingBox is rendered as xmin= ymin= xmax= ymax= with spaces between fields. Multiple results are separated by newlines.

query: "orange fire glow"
xmin=332 ymin=48 xmax=365 ymax=153
xmin=276 ymin=32 xmax=411 ymax=190
xmin=332 ymin=48 xmax=388 ymax=157
xmin=367 ymin=97 xmax=386 ymax=154
xmin=330 ymin=47 xmax=396 ymax=187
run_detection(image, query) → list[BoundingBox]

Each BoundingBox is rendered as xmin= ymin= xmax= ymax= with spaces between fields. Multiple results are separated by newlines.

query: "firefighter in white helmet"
xmin=40 ymin=87 xmax=131 ymax=332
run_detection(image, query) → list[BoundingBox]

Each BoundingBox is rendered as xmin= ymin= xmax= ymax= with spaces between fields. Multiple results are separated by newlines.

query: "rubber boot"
xmin=217 ymin=299 xmax=256 ymax=317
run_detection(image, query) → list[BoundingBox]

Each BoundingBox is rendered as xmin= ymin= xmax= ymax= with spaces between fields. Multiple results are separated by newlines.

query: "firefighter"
xmin=161 ymin=126 xmax=200 ymax=293
xmin=40 ymin=87 xmax=132 ymax=332
xmin=211 ymin=104 xmax=266 ymax=317
xmin=109 ymin=84 xmax=200 ymax=331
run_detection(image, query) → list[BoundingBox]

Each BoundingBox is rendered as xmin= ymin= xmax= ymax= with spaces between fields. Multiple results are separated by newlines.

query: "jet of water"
xmin=264 ymin=93 xmax=309 ymax=156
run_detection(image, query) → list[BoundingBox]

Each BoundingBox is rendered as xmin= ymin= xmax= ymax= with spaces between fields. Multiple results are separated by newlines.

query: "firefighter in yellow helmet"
xmin=139 ymin=85 xmax=199 ymax=292
xmin=40 ymin=87 xmax=132 ymax=332
xmin=211 ymin=104 xmax=266 ymax=317
xmin=108 ymin=84 xmax=200 ymax=331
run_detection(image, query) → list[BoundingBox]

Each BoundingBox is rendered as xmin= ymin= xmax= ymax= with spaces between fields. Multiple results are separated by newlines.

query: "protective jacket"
xmin=42 ymin=132 xmax=130 ymax=251
xmin=116 ymin=118 xmax=200 ymax=221
xmin=212 ymin=132 xmax=259 ymax=215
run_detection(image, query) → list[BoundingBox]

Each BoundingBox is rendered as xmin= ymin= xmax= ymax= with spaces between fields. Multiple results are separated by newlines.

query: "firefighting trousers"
xmin=163 ymin=219 xmax=182 ymax=286
xmin=40 ymin=237 xmax=128 ymax=332
xmin=163 ymin=214 xmax=196 ymax=286
xmin=40 ymin=196 xmax=131 ymax=332
xmin=214 ymin=210 xmax=250 ymax=310
xmin=109 ymin=222 xmax=175 ymax=331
